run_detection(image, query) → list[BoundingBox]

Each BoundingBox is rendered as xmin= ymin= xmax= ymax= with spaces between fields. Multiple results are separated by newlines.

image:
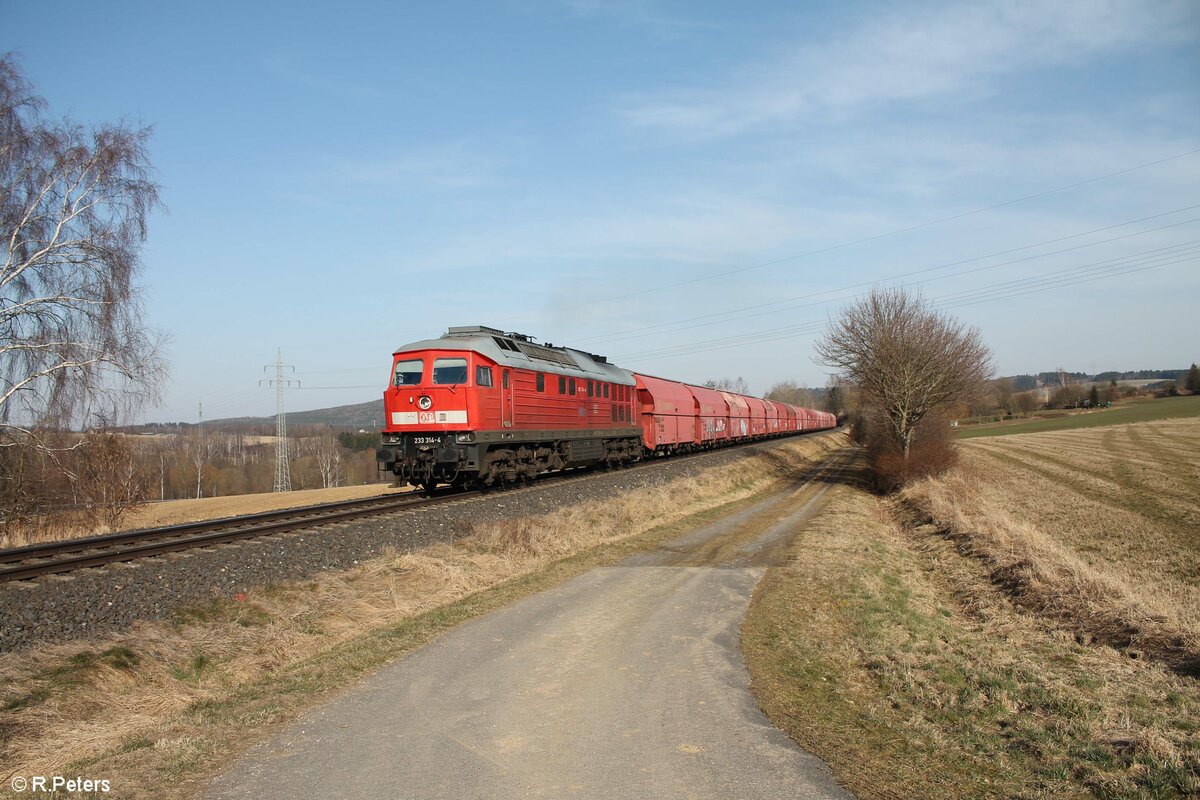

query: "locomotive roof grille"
xmin=444 ymin=325 xmax=609 ymax=365
xmin=516 ymin=341 xmax=578 ymax=367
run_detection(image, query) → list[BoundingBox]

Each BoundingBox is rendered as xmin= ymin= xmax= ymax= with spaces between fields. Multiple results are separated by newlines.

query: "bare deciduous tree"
xmin=1 ymin=54 xmax=164 ymax=447
xmin=703 ymin=376 xmax=750 ymax=394
xmin=315 ymin=432 xmax=344 ymax=489
xmin=816 ymin=287 xmax=993 ymax=459
xmin=186 ymin=432 xmax=216 ymax=499
xmin=764 ymin=380 xmax=819 ymax=408
xmin=1014 ymin=390 xmax=1040 ymax=417
xmin=992 ymin=377 xmax=1015 ymax=416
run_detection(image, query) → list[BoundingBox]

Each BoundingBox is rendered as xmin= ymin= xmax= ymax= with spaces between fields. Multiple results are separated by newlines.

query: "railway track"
xmin=0 ymin=492 xmax=452 ymax=582
xmin=0 ymin=430 xmax=839 ymax=583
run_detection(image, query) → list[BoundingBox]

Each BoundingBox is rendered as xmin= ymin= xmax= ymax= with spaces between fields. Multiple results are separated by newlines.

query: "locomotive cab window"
xmin=432 ymin=358 xmax=468 ymax=385
xmin=536 ymin=373 xmax=545 ymax=392
xmin=503 ymin=370 xmax=510 ymax=389
xmin=393 ymin=359 xmax=423 ymax=386
xmin=476 ymin=366 xmax=493 ymax=387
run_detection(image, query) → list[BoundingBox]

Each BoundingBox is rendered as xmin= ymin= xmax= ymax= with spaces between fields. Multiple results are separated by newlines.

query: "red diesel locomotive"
xmin=375 ymin=325 xmax=837 ymax=490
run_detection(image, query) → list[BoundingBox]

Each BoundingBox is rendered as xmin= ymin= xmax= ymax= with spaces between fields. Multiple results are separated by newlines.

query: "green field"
xmin=955 ymin=395 xmax=1200 ymax=439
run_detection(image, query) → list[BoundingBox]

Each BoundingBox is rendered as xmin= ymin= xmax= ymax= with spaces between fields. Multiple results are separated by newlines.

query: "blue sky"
xmin=3 ymin=0 xmax=1198 ymax=422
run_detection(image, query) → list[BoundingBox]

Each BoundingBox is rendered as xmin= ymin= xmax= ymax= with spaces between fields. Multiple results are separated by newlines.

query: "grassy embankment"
xmin=745 ymin=416 xmax=1200 ymax=798
xmin=956 ymin=394 xmax=1200 ymax=439
xmin=0 ymin=433 xmax=845 ymax=800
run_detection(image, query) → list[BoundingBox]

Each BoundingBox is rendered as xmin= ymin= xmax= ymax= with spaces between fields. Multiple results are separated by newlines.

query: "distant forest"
xmin=1007 ymin=369 xmax=1188 ymax=391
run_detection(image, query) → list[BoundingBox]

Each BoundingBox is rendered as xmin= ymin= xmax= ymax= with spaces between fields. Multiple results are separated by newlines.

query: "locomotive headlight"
xmin=418 ymin=395 xmax=432 ymax=410
xmin=456 ymin=432 xmax=475 ymax=443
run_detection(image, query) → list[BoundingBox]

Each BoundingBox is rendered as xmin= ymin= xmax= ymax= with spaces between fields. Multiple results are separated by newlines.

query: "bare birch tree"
xmin=816 ymin=287 xmax=992 ymax=459
xmin=186 ymin=432 xmax=215 ymax=499
xmin=315 ymin=432 xmax=344 ymax=489
xmin=1 ymin=54 xmax=164 ymax=447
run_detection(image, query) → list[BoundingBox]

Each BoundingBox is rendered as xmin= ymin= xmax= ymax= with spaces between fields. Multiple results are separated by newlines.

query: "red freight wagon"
xmin=719 ymin=391 xmax=751 ymax=439
xmin=744 ymin=397 xmax=769 ymax=437
xmin=635 ymin=374 xmax=696 ymax=454
xmin=688 ymin=384 xmax=730 ymax=446
xmin=763 ymin=399 xmax=780 ymax=434
xmin=765 ymin=400 xmax=787 ymax=433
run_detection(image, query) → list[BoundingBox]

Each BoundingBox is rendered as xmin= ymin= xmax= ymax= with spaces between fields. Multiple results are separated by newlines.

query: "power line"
xmin=575 ymin=203 xmax=1200 ymax=347
xmin=610 ymin=236 xmax=1200 ymax=360
xmin=293 ymin=385 xmax=381 ymax=390
xmin=611 ymin=246 xmax=1197 ymax=363
xmin=493 ymin=146 xmax=1200 ymax=326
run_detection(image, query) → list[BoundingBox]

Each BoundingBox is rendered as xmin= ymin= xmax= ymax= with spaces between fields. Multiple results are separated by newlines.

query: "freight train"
xmin=376 ymin=325 xmax=837 ymax=491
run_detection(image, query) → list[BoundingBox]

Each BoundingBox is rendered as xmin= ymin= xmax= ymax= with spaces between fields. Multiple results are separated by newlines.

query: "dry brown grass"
xmin=744 ymin=453 xmax=1200 ymax=799
xmin=0 ymin=483 xmax=409 ymax=550
xmin=0 ymin=433 xmax=845 ymax=799
xmin=903 ymin=416 xmax=1200 ymax=673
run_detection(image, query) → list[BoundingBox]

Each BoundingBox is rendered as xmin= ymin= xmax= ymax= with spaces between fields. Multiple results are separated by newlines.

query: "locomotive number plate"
xmin=413 ymin=437 xmax=441 ymax=444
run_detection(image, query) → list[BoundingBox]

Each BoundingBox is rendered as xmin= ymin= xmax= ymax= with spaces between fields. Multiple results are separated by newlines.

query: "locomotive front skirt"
xmin=376 ymin=325 xmax=836 ymax=490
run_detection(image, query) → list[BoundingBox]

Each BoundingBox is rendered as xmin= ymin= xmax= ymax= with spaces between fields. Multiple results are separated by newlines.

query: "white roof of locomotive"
xmin=393 ymin=325 xmax=635 ymax=385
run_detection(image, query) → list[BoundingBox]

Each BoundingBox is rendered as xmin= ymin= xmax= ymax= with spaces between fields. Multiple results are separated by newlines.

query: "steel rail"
xmin=0 ymin=428 xmax=841 ymax=583
xmin=0 ymin=491 xmax=466 ymax=582
xmin=0 ymin=493 xmax=423 ymax=565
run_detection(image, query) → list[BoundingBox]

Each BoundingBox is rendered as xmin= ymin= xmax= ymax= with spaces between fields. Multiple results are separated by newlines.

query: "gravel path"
xmin=0 ymin=439 xmax=804 ymax=653
xmin=205 ymin=451 xmax=854 ymax=800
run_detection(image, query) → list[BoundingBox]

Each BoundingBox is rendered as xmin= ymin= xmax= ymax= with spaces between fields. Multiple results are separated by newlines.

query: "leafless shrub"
xmin=75 ymin=431 xmax=151 ymax=529
xmin=857 ymin=409 xmax=958 ymax=492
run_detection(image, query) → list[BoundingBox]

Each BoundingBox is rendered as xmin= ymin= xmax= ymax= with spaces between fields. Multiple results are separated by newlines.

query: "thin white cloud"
xmin=619 ymin=0 xmax=1198 ymax=137
xmin=333 ymin=145 xmax=501 ymax=191
xmin=260 ymin=54 xmax=390 ymax=101
xmin=562 ymin=0 xmax=716 ymax=39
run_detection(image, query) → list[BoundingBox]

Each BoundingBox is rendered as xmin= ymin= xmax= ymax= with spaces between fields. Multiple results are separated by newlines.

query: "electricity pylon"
xmin=260 ymin=349 xmax=298 ymax=492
